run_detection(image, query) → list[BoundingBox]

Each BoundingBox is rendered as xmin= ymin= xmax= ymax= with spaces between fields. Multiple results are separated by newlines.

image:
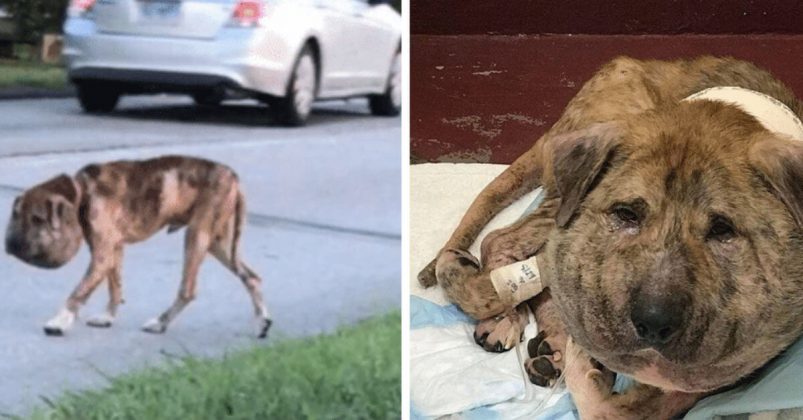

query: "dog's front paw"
xmin=43 ymin=308 xmax=76 ymax=336
xmin=474 ymin=305 xmax=528 ymax=352
xmin=435 ymin=249 xmax=480 ymax=288
xmin=255 ymin=316 xmax=272 ymax=339
xmin=141 ymin=318 xmax=167 ymax=334
xmin=86 ymin=313 xmax=115 ymax=328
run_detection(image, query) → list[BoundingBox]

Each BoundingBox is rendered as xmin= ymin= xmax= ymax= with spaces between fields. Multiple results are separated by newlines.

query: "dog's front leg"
xmin=418 ymin=138 xmax=551 ymax=288
xmin=564 ymin=338 xmax=705 ymax=420
xmin=86 ymin=247 xmax=124 ymax=328
xmin=44 ymin=243 xmax=118 ymax=336
xmin=435 ymin=197 xmax=560 ymax=320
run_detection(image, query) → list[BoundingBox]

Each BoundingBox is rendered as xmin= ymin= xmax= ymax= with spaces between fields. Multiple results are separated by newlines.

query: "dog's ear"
xmin=11 ymin=196 xmax=22 ymax=217
xmin=551 ymin=123 xmax=622 ymax=227
xmin=39 ymin=174 xmax=78 ymax=206
xmin=749 ymin=134 xmax=803 ymax=228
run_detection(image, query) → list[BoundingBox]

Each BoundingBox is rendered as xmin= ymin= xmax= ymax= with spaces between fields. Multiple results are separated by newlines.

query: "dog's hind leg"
xmin=208 ymin=189 xmax=271 ymax=338
xmin=210 ymin=246 xmax=271 ymax=339
xmin=142 ymin=223 xmax=212 ymax=334
xmin=142 ymin=169 xmax=240 ymax=334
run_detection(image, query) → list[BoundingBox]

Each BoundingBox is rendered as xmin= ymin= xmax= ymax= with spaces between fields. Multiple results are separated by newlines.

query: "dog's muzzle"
xmin=5 ymin=236 xmax=25 ymax=257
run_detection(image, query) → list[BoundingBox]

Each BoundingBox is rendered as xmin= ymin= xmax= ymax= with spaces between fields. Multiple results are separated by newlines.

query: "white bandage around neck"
xmin=684 ymin=86 xmax=803 ymax=141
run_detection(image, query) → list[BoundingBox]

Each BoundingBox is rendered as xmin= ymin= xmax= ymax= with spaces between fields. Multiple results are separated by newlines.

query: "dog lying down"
xmin=418 ymin=56 xmax=803 ymax=419
xmin=5 ymin=155 xmax=271 ymax=338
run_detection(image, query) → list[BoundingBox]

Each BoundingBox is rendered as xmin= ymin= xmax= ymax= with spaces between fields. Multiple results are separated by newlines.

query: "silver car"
xmin=63 ymin=0 xmax=401 ymax=125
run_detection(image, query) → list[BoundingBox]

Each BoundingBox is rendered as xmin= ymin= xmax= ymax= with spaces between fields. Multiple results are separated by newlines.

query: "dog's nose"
xmin=5 ymin=237 xmax=24 ymax=256
xmin=630 ymin=292 xmax=688 ymax=346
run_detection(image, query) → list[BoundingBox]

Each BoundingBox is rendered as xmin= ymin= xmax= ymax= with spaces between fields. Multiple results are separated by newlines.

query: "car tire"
xmin=192 ymin=88 xmax=225 ymax=107
xmin=76 ymin=82 xmax=120 ymax=113
xmin=269 ymin=46 xmax=317 ymax=126
xmin=369 ymin=50 xmax=401 ymax=117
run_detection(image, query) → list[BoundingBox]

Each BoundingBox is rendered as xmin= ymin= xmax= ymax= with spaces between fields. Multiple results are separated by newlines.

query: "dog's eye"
xmin=707 ymin=216 xmax=736 ymax=242
xmin=30 ymin=215 xmax=46 ymax=227
xmin=611 ymin=204 xmax=641 ymax=225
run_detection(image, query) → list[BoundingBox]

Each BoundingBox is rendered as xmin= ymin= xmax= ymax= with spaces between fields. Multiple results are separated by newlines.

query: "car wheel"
xmin=192 ymin=88 xmax=225 ymax=107
xmin=369 ymin=50 xmax=401 ymax=117
xmin=269 ymin=47 xmax=317 ymax=126
xmin=76 ymin=82 xmax=120 ymax=113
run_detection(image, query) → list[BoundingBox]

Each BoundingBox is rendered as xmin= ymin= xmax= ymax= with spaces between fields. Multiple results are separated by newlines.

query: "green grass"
xmin=0 ymin=59 xmax=67 ymax=90
xmin=24 ymin=311 xmax=401 ymax=420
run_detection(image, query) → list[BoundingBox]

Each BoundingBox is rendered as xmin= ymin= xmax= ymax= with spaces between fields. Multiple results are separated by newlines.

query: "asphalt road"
xmin=0 ymin=96 xmax=401 ymax=415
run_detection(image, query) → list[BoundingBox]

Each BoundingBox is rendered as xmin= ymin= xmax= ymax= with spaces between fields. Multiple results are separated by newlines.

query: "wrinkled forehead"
xmin=598 ymin=135 xmax=765 ymax=214
xmin=16 ymin=190 xmax=49 ymax=215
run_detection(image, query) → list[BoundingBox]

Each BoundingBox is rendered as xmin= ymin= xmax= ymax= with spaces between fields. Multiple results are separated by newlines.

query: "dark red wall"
xmin=410 ymin=1 xmax=803 ymax=164
xmin=411 ymin=0 xmax=803 ymax=35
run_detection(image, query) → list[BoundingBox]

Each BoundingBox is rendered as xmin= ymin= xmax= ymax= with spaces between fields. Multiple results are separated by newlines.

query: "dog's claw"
xmin=43 ymin=326 xmax=64 ymax=336
xmin=474 ymin=331 xmax=489 ymax=346
xmin=256 ymin=318 xmax=272 ymax=339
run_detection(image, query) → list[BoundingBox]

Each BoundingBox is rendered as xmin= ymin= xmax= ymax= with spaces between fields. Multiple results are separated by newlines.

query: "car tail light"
xmin=68 ymin=0 xmax=97 ymax=17
xmin=230 ymin=0 xmax=263 ymax=27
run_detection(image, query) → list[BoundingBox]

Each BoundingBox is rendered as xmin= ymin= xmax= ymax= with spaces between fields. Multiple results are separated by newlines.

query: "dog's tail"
xmin=231 ymin=190 xmax=246 ymax=267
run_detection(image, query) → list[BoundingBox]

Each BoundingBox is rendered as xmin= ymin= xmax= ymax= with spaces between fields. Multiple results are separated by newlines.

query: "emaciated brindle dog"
xmin=6 ymin=156 xmax=271 ymax=338
xmin=418 ymin=56 xmax=803 ymax=418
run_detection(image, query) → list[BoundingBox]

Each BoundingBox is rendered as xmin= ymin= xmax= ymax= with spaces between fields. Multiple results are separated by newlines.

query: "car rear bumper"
xmin=63 ymin=18 xmax=292 ymax=97
xmin=69 ymin=67 xmax=238 ymax=90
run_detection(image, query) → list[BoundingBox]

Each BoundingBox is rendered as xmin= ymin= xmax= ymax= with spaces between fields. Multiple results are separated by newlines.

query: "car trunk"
xmin=93 ymin=0 xmax=238 ymax=39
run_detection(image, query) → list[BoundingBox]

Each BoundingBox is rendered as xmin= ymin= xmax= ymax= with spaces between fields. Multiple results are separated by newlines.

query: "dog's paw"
xmin=86 ymin=313 xmax=115 ymax=328
xmin=564 ymin=337 xmax=616 ymax=406
xmin=524 ymin=330 xmax=566 ymax=386
xmin=141 ymin=318 xmax=167 ymax=334
xmin=474 ymin=306 xmax=528 ymax=352
xmin=435 ymin=248 xmax=480 ymax=288
xmin=255 ymin=316 xmax=272 ymax=339
xmin=43 ymin=308 xmax=76 ymax=336
xmin=417 ymin=258 xmax=439 ymax=288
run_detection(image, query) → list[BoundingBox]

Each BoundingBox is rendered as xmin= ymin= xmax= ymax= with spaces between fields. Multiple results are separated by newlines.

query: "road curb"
xmin=0 ymin=86 xmax=75 ymax=100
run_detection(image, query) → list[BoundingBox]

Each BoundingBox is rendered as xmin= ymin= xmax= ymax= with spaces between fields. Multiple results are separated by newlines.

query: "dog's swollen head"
xmin=5 ymin=174 xmax=83 ymax=269
xmin=544 ymin=100 xmax=803 ymax=393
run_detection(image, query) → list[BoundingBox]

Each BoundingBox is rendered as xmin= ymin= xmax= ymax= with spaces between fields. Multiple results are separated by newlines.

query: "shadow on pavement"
xmin=95 ymin=99 xmax=381 ymax=128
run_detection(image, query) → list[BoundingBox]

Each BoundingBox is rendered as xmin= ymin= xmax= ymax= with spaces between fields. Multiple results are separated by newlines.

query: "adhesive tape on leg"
xmin=489 ymin=255 xmax=544 ymax=306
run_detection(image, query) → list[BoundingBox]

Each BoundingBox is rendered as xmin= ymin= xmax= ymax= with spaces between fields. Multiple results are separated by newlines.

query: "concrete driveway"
xmin=0 ymin=96 xmax=400 ymax=415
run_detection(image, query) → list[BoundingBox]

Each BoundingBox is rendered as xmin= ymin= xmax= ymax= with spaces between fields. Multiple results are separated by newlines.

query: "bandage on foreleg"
xmin=489 ymin=255 xmax=544 ymax=306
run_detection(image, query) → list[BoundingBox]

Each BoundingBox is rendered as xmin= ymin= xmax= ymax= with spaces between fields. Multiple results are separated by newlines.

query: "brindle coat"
xmin=419 ymin=56 xmax=803 ymax=419
xmin=5 ymin=155 xmax=271 ymax=338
